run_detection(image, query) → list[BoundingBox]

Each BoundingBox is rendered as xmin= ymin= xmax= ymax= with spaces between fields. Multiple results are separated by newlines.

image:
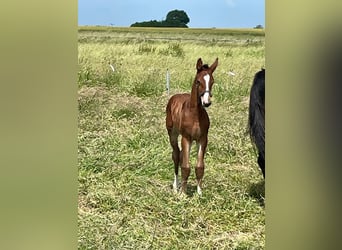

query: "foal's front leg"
xmin=195 ymin=137 xmax=207 ymax=195
xmin=180 ymin=136 xmax=191 ymax=194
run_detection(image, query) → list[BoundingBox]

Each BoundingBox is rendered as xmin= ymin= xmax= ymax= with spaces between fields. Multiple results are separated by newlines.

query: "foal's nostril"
xmin=204 ymin=102 xmax=211 ymax=108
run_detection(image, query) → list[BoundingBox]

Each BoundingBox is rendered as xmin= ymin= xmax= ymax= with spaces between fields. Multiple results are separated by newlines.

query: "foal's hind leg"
xmin=168 ymin=129 xmax=181 ymax=192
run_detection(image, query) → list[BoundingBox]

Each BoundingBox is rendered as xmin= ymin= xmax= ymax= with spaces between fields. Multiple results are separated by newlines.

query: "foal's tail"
xmin=248 ymin=69 xmax=265 ymax=160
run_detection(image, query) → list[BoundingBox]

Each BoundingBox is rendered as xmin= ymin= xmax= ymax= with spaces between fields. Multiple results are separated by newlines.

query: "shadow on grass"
xmin=248 ymin=179 xmax=265 ymax=207
xmin=168 ymin=183 xmax=199 ymax=198
xmin=186 ymin=184 xmax=198 ymax=197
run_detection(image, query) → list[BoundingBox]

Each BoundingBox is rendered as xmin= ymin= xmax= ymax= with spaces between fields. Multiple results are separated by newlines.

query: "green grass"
xmin=78 ymin=27 xmax=265 ymax=249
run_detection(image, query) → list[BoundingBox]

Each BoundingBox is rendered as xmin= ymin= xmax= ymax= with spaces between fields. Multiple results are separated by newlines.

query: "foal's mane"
xmin=197 ymin=64 xmax=209 ymax=72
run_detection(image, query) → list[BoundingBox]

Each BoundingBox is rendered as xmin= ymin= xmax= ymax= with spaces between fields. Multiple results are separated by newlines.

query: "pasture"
xmin=78 ymin=27 xmax=265 ymax=249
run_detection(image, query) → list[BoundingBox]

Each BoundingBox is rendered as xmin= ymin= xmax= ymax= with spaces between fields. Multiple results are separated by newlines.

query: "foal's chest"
xmin=180 ymin=107 xmax=210 ymax=139
xmin=186 ymin=118 xmax=210 ymax=140
xmin=191 ymin=121 xmax=203 ymax=139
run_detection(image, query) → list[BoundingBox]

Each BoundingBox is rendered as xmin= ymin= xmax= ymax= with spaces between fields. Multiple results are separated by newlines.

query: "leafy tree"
xmin=254 ymin=24 xmax=264 ymax=29
xmin=165 ymin=10 xmax=190 ymax=27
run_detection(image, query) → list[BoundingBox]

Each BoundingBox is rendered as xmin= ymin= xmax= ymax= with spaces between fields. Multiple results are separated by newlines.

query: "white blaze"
xmin=201 ymin=74 xmax=211 ymax=105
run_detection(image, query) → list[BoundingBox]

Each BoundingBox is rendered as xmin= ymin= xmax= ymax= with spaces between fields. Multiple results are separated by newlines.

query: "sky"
xmin=78 ymin=0 xmax=265 ymax=28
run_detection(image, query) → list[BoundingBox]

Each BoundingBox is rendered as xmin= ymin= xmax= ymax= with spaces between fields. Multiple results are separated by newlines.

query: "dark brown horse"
xmin=166 ymin=58 xmax=218 ymax=195
xmin=248 ymin=69 xmax=265 ymax=178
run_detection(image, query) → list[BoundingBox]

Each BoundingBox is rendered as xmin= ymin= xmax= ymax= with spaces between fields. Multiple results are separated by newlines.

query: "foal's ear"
xmin=196 ymin=58 xmax=203 ymax=71
xmin=209 ymin=58 xmax=218 ymax=73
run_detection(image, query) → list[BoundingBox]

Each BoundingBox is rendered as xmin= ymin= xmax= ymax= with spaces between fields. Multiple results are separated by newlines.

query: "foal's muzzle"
xmin=203 ymin=102 xmax=211 ymax=108
xmin=200 ymin=90 xmax=212 ymax=107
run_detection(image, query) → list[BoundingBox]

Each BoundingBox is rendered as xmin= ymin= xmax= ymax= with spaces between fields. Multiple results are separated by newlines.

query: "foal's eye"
xmin=196 ymin=80 xmax=201 ymax=85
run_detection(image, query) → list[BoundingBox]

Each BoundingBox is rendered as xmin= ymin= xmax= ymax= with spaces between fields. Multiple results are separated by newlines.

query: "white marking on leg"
xmin=197 ymin=184 xmax=202 ymax=195
xmin=197 ymin=144 xmax=203 ymax=195
xmin=173 ymin=173 xmax=179 ymax=192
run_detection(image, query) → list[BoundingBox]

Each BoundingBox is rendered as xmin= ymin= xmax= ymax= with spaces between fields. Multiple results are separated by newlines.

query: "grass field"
xmin=78 ymin=26 xmax=265 ymax=249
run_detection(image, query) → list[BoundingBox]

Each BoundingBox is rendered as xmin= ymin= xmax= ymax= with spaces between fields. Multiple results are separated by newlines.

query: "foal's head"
xmin=195 ymin=58 xmax=218 ymax=107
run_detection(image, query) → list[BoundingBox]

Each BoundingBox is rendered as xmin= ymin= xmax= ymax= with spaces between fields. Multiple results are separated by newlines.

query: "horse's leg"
xmin=258 ymin=153 xmax=265 ymax=178
xmin=180 ymin=136 xmax=191 ymax=194
xmin=195 ymin=136 xmax=207 ymax=195
xmin=168 ymin=129 xmax=180 ymax=192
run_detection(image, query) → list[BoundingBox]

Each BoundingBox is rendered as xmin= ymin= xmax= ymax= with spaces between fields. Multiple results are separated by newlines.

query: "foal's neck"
xmin=190 ymin=80 xmax=201 ymax=110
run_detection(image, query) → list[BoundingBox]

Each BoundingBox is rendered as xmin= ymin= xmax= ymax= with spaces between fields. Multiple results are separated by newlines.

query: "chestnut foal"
xmin=166 ymin=58 xmax=218 ymax=195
